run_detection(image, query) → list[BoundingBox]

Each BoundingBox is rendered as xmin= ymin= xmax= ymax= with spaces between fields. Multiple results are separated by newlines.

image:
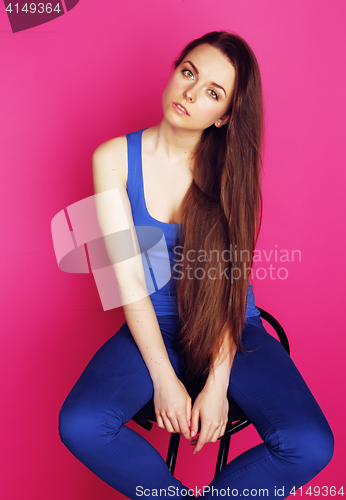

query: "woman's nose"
xmin=183 ymin=86 xmax=196 ymax=103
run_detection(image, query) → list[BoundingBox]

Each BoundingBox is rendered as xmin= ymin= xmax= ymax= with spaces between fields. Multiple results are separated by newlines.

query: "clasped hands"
xmin=153 ymin=373 xmax=229 ymax=454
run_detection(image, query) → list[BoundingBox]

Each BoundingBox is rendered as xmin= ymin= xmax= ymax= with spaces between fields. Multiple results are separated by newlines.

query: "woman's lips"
xmin=172 ymin=102 xmax=190 ymax=116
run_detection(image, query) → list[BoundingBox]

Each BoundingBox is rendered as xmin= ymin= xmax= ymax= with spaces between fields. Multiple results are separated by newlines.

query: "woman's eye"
xmin=182 ymin=69 xmax=193 ymax=78
xmin=208 ymin=89 xmax=219 ymax=100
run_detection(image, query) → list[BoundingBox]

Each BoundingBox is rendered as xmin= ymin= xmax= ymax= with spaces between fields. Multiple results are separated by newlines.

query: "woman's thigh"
xmin=58 ymin=318 xmax=194 ymax=498
xmin=227 ymin=316 xmax=333 ymax=472
xmin=59 ymin=317 xmax=182 ymax=445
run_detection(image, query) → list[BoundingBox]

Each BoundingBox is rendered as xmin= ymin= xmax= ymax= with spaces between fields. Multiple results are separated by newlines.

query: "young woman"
xmin=58 ymin=31 xmax=334 ymax=499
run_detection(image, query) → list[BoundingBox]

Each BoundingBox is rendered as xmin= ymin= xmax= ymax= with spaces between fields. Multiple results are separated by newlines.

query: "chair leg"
xmin=166 ymin=433 xmax=181 ymax=475
xmin=215 ymin=435 xmax=231 ymax=477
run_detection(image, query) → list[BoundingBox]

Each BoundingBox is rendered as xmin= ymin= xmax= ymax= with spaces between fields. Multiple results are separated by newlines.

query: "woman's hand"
xmin=190 ymin=381 xmax=229 ymax=454
xmin=153 ymin=374 xmax=192 ymax=441
xmin=190 ymin=332 xmax=235 ymax=454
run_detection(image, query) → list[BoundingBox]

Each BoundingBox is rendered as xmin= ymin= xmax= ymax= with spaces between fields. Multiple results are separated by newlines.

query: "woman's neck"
xmin=145 ymin=119 xmax=203 ymax=166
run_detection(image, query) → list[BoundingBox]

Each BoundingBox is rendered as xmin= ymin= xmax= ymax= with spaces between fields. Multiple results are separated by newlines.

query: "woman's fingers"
xmin=192 ymin=419 xmax=228 ymax=452
xmin=159 ymin=410 xmax=189 ymax=436
xmin=211 ymin=417 xmax=229 ymax=442
xmin=177 ymin=411 xmax=191 ymax=440
xmin=166 ymin=409 xmax=191 ymax=438
xmin=192 ymin=420 xmax=211 ymax=454
xmin=156 ymin=413 xmax=165 ymax=429
xmin=156 ymin=410 xmax=176 ymax=433
xmin=188 ymin=387 xmax=230 ymax=452
xmin=153 ymin=380 xmax=193 ymax=438
xmin=186 ymin=401 xmax=192 ymax=438
xmin=220 ymin=421 xmax=227 ymax=439
xmin=210 ymin=423 xmax=225 ymax=443
xmin=190 ymin=407 xmax=200 ymax=439
xmin=161 ymin=413 xmax=178 ymax=434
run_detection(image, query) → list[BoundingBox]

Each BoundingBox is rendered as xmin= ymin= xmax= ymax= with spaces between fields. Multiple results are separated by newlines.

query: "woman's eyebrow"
xmin=184 ymin=60 xmax=199 ymax=75
xmin=211 ymin=82 xmax=227 ymax=97
xmin=184 ymin=60 xmax=227 ymax=97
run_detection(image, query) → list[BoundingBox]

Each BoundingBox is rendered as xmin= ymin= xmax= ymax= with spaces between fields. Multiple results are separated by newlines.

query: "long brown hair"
xmin=169 ymin=31 xmax=264 ymax=383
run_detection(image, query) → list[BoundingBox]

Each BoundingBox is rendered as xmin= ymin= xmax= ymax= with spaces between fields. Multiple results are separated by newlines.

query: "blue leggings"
xmin=58 ymin=315 xmax=334 ymax=499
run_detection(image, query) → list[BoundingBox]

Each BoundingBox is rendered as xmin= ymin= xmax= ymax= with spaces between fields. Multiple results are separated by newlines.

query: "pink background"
xmin=1 ymin=0 xmax=345 ymax=498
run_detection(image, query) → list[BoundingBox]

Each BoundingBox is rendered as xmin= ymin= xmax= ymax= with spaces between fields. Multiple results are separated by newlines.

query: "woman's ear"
xmin=214 ymin=114 xmax=230 ymax=128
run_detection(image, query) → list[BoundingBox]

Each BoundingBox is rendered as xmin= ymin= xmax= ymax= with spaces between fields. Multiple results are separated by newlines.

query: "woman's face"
xmin=162 ymin=43 xmax=236 ymax=132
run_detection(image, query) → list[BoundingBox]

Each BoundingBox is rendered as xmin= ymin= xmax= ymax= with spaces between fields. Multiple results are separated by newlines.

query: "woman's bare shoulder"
xmin=92 ymin=135 xmax=128 ymax=188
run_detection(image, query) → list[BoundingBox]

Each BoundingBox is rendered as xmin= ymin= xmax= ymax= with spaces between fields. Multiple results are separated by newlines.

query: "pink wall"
xmin=1 ymin=0 xmax=345 ymax=498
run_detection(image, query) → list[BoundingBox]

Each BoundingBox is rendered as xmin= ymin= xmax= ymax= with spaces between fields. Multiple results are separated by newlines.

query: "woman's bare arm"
xmin=190 ymin=331 xmax=236 ymax=453
xmin=205 ymin=332 xmax=236 ymax=391
xmin=92 ymin=138 xmax=192 ymax=439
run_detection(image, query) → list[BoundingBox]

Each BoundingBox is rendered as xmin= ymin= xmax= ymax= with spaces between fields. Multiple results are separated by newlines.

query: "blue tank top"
xmin=125 ymin=129 xmax=260 ymax=319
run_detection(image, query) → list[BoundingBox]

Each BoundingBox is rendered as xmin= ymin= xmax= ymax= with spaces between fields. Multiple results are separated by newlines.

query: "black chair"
xmin=132 ymin=307 xmax=290 ymax=478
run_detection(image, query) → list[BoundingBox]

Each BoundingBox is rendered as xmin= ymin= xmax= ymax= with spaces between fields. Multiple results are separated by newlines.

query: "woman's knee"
xmin=59 ymin=397 xmax=87 ymax=450
xmin=297 ymin=418 xmax=334 ymax=475
xmin=58 ymin=391 xmax=127 ymax=453
xmin=273 ymin=416 xmax=334 ymax=479
xmin=58 ymin=394 xmax=104 ymax=454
